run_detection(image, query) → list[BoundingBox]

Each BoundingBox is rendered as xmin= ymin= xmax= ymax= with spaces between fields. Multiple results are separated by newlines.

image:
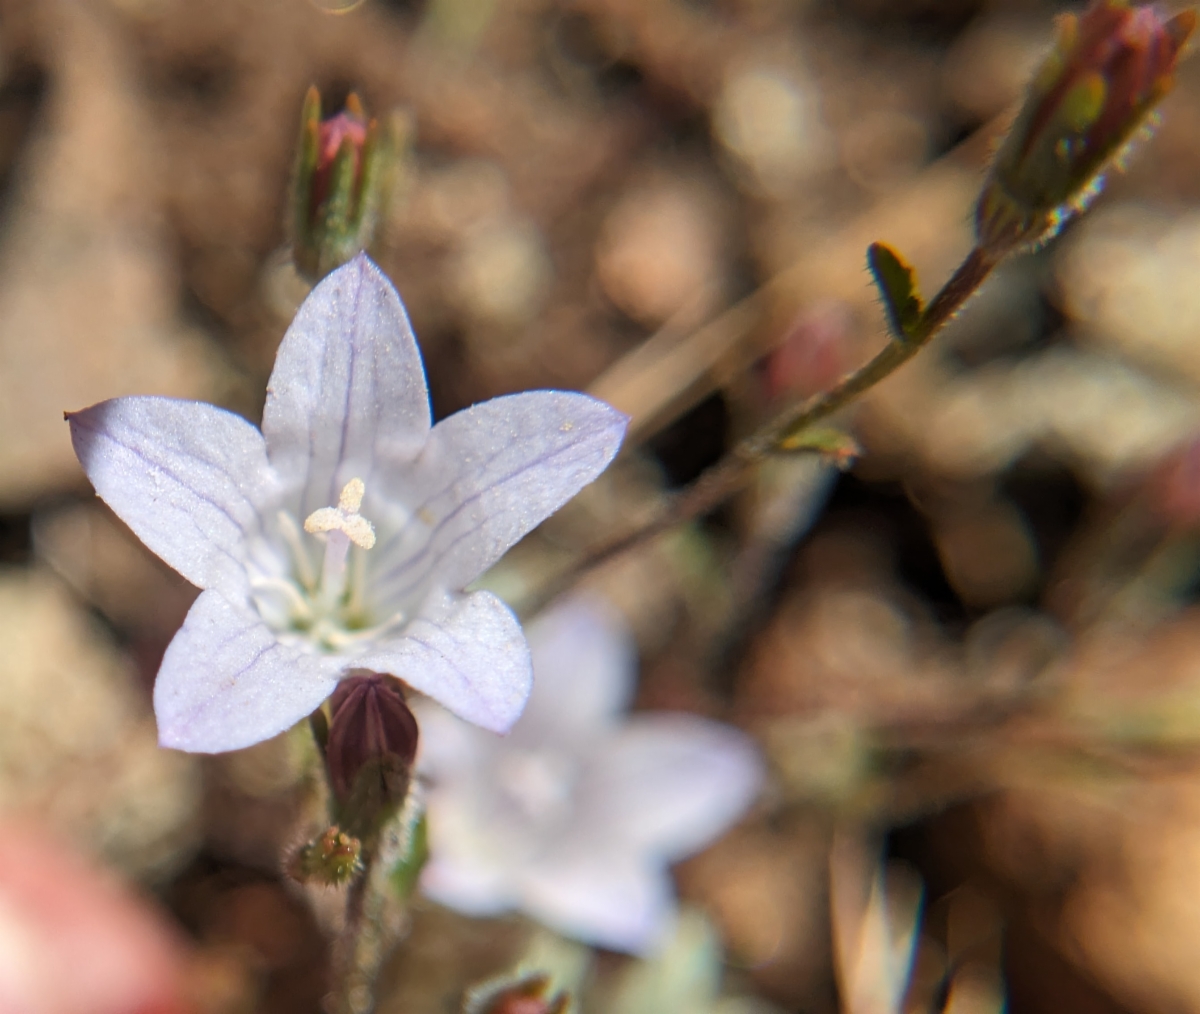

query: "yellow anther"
xmin=305 ymin=478 xmax=376 ymax=549
xmin=338 ymin=477 xmax=365 ymax=514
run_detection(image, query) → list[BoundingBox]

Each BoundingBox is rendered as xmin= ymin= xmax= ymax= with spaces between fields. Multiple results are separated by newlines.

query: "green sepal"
xmin=333 ymin=753 xmax=412 ymax=846
xmin=291 ymin=87 xmax=322 ymax=278
xmin=868 ymin=241 xmax=924 ymax=341
xmin=774 ymin=426 xmax=860 ymax=468
xmin=354 ymin=112 xmax=407 ymax=258
xmin=389 ymin=810 xmax=428 ymax=900
xmin=316 ymin=133 xmax=361 ymax=277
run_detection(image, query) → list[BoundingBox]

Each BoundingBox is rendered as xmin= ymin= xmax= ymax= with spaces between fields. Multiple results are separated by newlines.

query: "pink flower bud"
xmin=310 ymin=100 xmax=369 ymax=222
xmin=291 ymin=88 xmax=402 ymax=281
xmin=976 ymin=1 xmax=1195 ymax=255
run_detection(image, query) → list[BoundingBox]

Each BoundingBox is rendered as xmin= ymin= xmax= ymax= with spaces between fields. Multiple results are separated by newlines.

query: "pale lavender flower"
xmin=67 ymin=255 xmax=627 ymax=753
xmin=416 ymin=597 xmax=763 ymax=954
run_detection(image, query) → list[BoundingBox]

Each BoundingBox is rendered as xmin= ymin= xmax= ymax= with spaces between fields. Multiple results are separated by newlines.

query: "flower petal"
xmin=372 ymin=391 xmax=628 ymax=607
xmin=261 ymin=254 xmax=432 ymax=522
xmin=419 ymin=774 xmax=523 ymax=915
xmin=520 ymin=852 xmax=672 ymax=955
xmin=420 ymin=854 xmax=517 ymax=917
xmin=511 ymin=595 xmax=635 ymax=748
xmin=68 ymin=397 xmax=275 ymax=593
xmin=153 ymin=589 xmax=341 ymax=753
xmin=577 ymin=715 xmax=762 ymax=860
xmin=357 ymin=590 xmax=532 ymax=734
xmin=413 ymin=699 xmax=489 ymax=779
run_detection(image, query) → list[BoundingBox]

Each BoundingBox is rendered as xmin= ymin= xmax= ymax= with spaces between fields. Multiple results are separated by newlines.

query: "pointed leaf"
xmin=868 ymin=241 xmax=923 ymax=340
xmin=775 ymin=425 xmax=861 ymax=468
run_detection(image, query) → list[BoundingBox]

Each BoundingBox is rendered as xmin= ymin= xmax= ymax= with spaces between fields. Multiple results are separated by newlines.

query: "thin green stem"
xmin=526 ymin=246 xmax=997 ymax=612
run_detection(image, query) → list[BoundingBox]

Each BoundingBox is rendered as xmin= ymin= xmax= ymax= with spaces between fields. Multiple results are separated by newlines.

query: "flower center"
xmin=251 ymin=478 xmax=402 ymax=653
xmin=495 ymin=748 xmax=576 ymax=832
xmin=304 ymin=476 xmax=376 ymax=614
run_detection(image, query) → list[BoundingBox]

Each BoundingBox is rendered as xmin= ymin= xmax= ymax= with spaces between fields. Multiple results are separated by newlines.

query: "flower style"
xmin=67 ymin=255 xmax=628 ymax=753
xmin=415 ymin=597 xmax=763 ymax=954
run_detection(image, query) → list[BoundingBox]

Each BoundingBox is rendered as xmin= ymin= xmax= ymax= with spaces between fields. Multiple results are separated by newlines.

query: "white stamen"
xmin=304 ymin=478 xmax=377 ymax=612
xmin=250 ymin=576 xmax=315 ymax=624
xmin=304 ymin=477 xmax=376 ymax=549
xmin=277 ymin=510 xmax=317 ymax=591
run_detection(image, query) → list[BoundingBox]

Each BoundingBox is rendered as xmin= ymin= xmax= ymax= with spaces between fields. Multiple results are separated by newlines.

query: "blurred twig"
xmin=533 ymin=245 xmax=997 ymax=613
xmin=587 ymin=119 xmax=1001 ymax=442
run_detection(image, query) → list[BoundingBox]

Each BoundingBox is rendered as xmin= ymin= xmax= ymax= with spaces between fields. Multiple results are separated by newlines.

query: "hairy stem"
xmin=529 ymin=246 xmax=997 ymax=611
xmin=327 ymin=853 xmax=380 ymax=1014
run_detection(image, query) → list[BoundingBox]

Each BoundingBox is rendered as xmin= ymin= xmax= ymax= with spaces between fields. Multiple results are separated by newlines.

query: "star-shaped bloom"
xmin=416 ymin=597 xmax=763 ymax=954
xmin=67 ymin=255 xmax=628 ymax=753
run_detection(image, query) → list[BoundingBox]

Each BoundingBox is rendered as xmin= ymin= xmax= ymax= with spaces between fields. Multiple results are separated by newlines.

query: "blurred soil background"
xmin=6 ymin=0 xmax=1200 ymax=1011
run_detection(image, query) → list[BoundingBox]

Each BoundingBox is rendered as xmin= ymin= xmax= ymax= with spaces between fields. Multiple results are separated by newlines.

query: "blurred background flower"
xmin=415 ymin=596 xmax=762 ymax=954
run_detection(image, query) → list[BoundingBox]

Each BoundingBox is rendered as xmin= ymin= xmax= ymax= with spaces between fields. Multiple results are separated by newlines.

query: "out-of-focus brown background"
xmin=6 ymin=0 xmax=1200 ymax=1011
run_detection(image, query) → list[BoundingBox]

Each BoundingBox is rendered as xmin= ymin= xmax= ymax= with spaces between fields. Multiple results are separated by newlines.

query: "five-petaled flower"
xmin=415 ymin=596 xmax=763 ymax=954
xmin=67 ymin=255 xmax=628 ymax=753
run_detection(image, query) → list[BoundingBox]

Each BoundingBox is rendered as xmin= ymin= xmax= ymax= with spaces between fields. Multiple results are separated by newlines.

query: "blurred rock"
xmin=941 ymin=14 xmax=1049 ymax=122
xmin=0 ymin=819 xmax=193 ymax=1014
xmin=676 ymin=823 xmax=832 ymax=1008
xmin=1057 ymin=780 xmax=1200 ymax=1013
xmin=930 ymin=497 xmax=1039 ymax=610
xmin=1057 ymin=204 xmax=1200 ymax=387
xmin=713 ymin=58 xmax=833 ymax=198
xmin=922 ymin=348 xmax=1200 ymax=485
xmin=739 ymin=580 xmax=961 ymax=726
xmin=0 ymin=0 xmax=221 ymax=508
xmin=453 ymin=215 xmax=552 ymax=330
xmin=595 ymin=171 xmax=730 ymax=328
xmin=0 ymin=567 xmax=199 ymax=880
xmin=34 ymin=499 xmax=197 ymax=642
xmin=974 ymin=613 xmax=1200 ymax=1011
xmin=838 ymin=108 xmax=928 ymax=195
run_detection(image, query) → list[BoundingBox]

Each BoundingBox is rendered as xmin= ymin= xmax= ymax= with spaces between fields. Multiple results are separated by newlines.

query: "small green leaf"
xmin=868 ymin=241 xmax=924 ymax=340
xmin=389 ymin=810 xmax=428 ymax=900
xmin=775 ymin=426 xmax=860 ymax=468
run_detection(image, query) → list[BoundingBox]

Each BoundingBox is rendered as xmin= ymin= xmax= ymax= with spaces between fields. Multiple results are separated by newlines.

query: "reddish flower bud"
xmin=311 ymin=98 xmax=369 ymax=220
xmin=465 ymin=973 xmax=570 ymax=1014
xmin=291 ymin=87 xmax=405 ymax=282
xmin=976 ymin=1 xmax=1195 ymax=256
xmin=325 ymin=672 xmax=419 ymax=840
